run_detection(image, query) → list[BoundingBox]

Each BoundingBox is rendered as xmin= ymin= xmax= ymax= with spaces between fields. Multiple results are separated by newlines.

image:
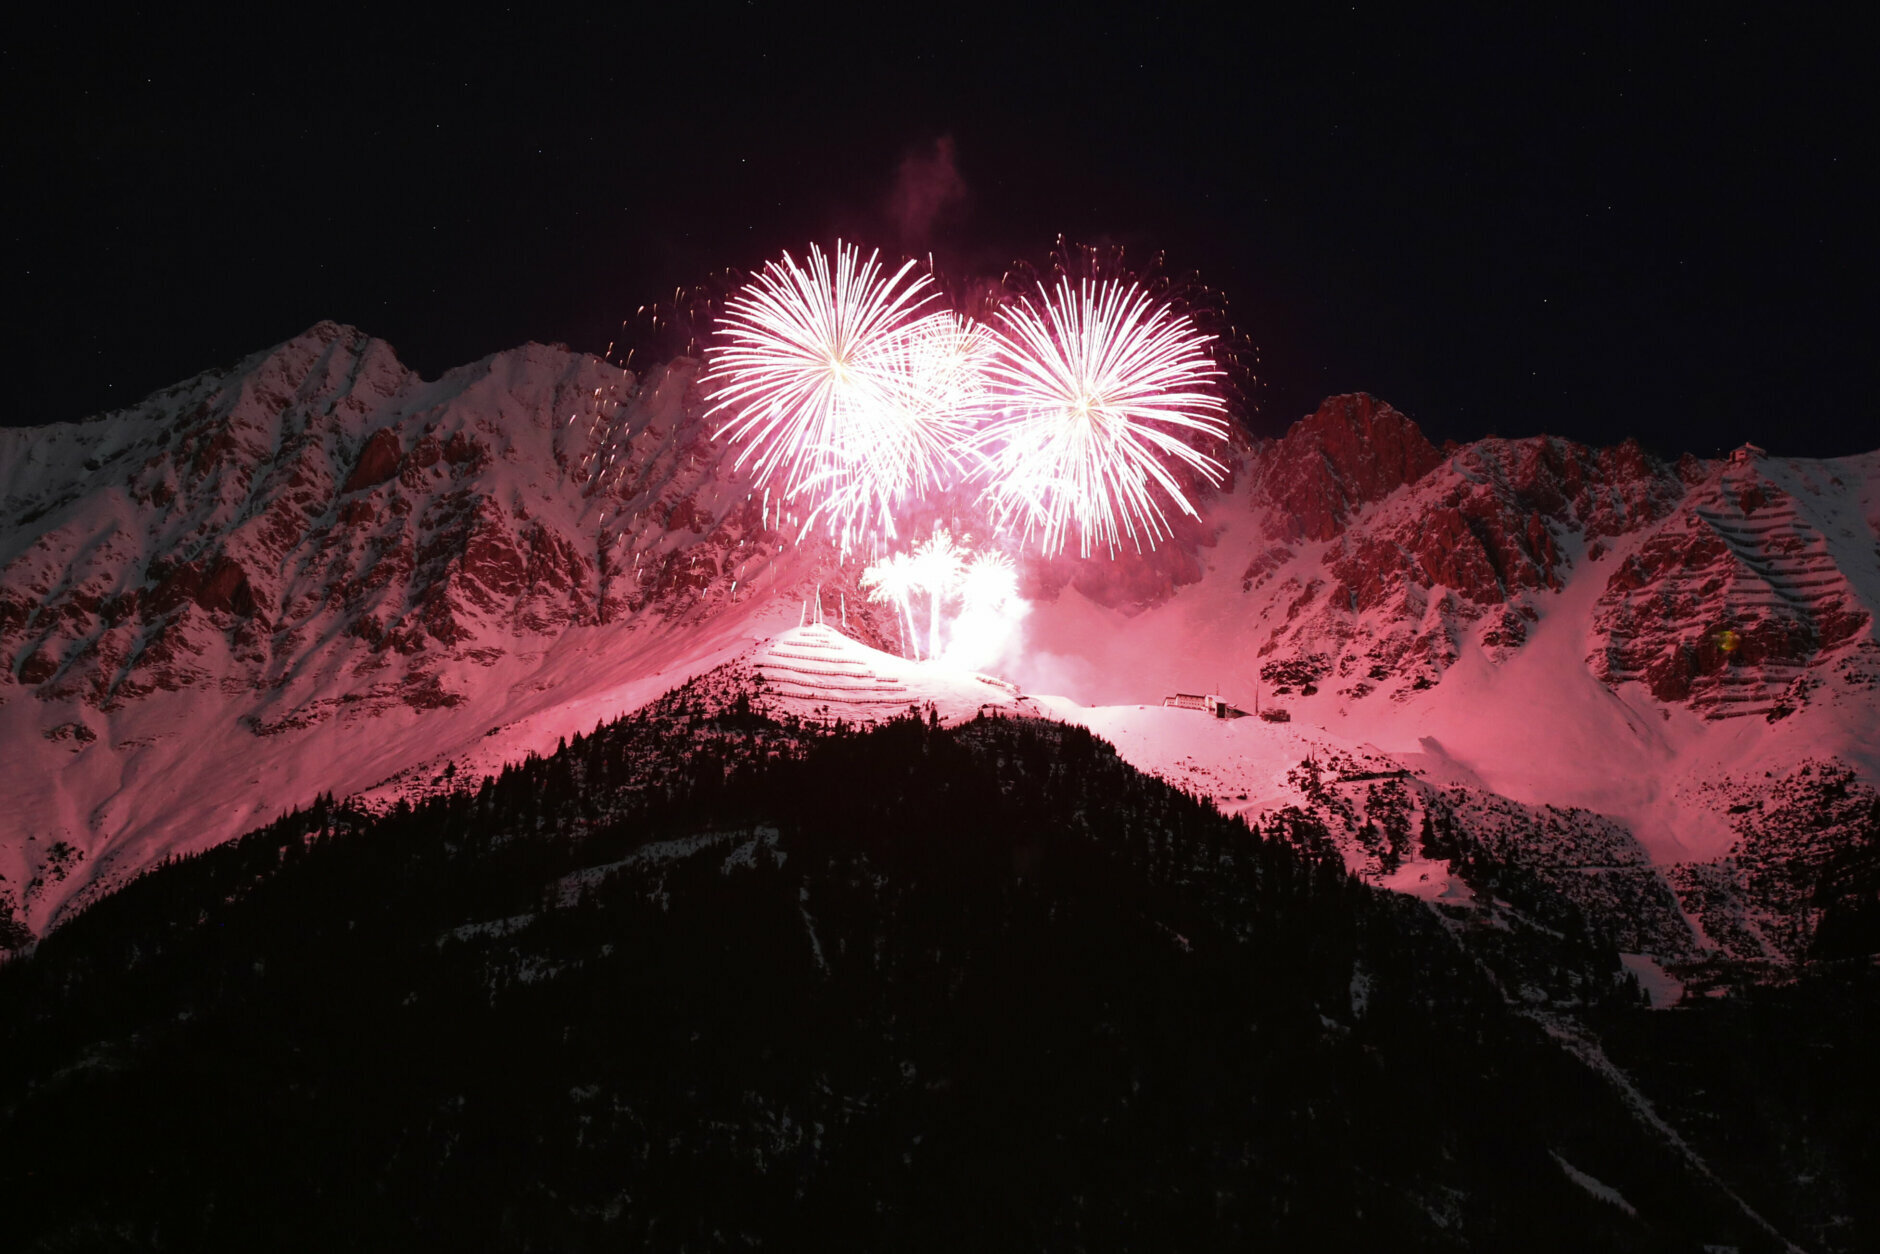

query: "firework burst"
xmin=971 ymin=276 xmax=1229 ymax=557
xmin=864 ymin=535 xmax=1020 ymax=662
xmin=704 ymin=241 xmax=967 ymax=552
xmin=886 ymin=311 xmax=989 ymax=456
xmin=958 ymin=549 xmax=1018 ymax=612
xmin=859 ymin=549 xmax=922 ymax=660
xmin=907 ymin=527 xmax=968 ymax=656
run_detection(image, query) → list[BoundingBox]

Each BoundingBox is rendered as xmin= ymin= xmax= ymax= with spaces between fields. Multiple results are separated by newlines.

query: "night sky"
xmin=8 ymin=6 xmax=1874 ymax=457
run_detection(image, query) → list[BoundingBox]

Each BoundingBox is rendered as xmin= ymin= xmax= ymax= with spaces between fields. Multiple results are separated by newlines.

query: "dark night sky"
xmin=6 ymin=5 xmax=1874 ymax=457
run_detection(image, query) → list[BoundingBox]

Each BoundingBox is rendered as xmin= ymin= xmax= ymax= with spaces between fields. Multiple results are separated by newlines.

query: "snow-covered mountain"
xmin=0 ymin=323 xmax=844 ymax=932
xmin=5 ymin=324 xmax=1877 ymax=972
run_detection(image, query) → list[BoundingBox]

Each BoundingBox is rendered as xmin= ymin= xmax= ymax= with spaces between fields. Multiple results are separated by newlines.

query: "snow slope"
xmin=1008 ymin=447 xmax=1880 ymax=867
xmin=0 ymin=324 xmax=864 ymax=930
xmin=4 ymin=327 xmax=1876 ymax=961
xmin=749 ymin=621 xmax=1024 ymax=724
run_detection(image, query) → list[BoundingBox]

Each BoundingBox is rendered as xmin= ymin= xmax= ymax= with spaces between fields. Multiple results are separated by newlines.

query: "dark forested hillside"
xmin=0 ymin=672 xmax=1867 ymax=1251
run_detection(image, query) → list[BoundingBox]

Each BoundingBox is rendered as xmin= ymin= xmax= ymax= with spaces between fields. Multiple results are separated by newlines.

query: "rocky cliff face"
xmin=1228 ymin=396 xmax=1879 ymax=723
xmin=3 ymin=327 xmax=1877 ymax=952
xmin=0 ymin=323 xmax=791 ymax=720
xmin=1589 ymin=452 xmax=1877 ymax=717
xmin=0 ymin=324 xmax=867 ymax=930
xmin=1236 ymin=399 xmax=1694 ymax=699
xmin=1244 ymin=392 xmax=1445 ymax=544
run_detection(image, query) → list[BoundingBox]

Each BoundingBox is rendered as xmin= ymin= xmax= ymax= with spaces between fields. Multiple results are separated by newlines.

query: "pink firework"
xmin=972 ymin=277 xmax=1229 ymax=557
xmin=704 ymin=242 xmax=967 ymax=551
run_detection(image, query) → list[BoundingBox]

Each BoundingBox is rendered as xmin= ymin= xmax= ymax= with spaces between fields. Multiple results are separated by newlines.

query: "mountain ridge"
xmin=4 ymin=324 xmax=1876 ymax=962
xmin=6 ymin=690 xmax=1857 ymax=1250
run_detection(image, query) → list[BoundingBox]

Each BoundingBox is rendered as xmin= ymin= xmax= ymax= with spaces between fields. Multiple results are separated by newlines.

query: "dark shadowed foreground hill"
xmin=1 ymin=673 xmax=1871 ymax=1250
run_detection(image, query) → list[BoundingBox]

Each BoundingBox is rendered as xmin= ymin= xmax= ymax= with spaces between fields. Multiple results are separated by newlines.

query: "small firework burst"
xmin=889 ymin=310 xmax=990 ymax=450
xmin=907 ymin=527 xmax=968 ymax=656
xmin=958 ymin=548 xmax=1018 ymax=612
xmin=864 ymin=534 xmax=1019 ymax=661
xmin=860 ymin=549 xmax=923 ymax=660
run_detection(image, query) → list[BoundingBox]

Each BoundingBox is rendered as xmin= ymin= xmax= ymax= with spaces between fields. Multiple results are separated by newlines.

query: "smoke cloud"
xmin=939 ymin=596 xmax=1031 ymax=674
xmin=888 ymin=136 xmax=968 ymax=248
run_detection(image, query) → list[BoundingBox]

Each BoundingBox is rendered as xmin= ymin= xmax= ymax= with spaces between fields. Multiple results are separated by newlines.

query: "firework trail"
xmin=704 ymin=241 xmax=968 ymax=552
xmin=1012 ymin=235 xmax=1260 ymax=424
xmin=864 ymin=535 xmax=1017 ymax=660
xmin=896 ymin=310 xmax=991 ymax=418
xmin=971 ymin=276 xmax=1230 ymax=557
xmin=567 ymin=283 xmax=725 ymax=535
xmin=907 ymin=527 xmax=968 ymax=657
xmin=806 ymin=310 xmax=987 ymax=548
xmin=887 ymin=310 xmax=989 ymax=464
xmin=860 ymin=550 xmax=922 ymax=659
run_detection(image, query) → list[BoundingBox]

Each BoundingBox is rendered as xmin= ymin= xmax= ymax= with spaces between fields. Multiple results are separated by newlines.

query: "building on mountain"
xmin=1730 ymin=442 xmax=1766 ymax=464
xmin=1163 ymin=692 xmax=1230 ymax=718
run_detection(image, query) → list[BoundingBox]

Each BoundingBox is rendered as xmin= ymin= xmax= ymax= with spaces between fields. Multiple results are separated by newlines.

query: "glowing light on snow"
xmin=704 ymin=241 xmax=966 ymax=552
xmin=864 ymin=535 xmax=1026 ymax=667
xmin=942 ymin=549 xmax=1028 ymax=671
xmin=971 ymin=277 xmax=1229 ymax=557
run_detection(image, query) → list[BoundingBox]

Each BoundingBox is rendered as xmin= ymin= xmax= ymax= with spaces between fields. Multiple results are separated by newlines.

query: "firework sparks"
xmin=958 ymin=549 xmax=1018 ymax=612
xmin=907 ymin=527 xmax=968 ymax=657
xmin=860 ymin=550 xmax=922 ymax=660
xmin=945 ymin=547 xmax=1027 ymax=670
xmin=895 ymin=310 xmax=991 ymax=429
xmin=865 ymin=537 xmax=1022 ymax=664
xmin=704 ymin=241 xmax=966 ymax=552
xmin=971 ymin=277 xmax=1229 ymax=557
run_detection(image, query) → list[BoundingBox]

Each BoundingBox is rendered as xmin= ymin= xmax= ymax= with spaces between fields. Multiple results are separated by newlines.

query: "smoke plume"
xmin=888 ymin=136 xmax=968 ymax=248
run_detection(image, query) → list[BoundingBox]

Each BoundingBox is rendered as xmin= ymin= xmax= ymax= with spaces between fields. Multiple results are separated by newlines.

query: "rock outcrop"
xmin=4 ymin=331 xmax=1877 ymax=948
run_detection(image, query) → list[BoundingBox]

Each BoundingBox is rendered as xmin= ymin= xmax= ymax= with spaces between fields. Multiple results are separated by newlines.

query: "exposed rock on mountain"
xmin=0 ymin=324 xmax=846 ymax=929
xmin=1245 ymin=420 xmax=1688 ymax=696
xmin=1590 ymin=452 xmax=1876 ymax=717
xmin=1244 ymin=392 xmax=1443 ymax=543
xmin=3 ymin=326 xmax=1877 ymax=957
xmin=1 ymin=322 xmax=783 ymax=717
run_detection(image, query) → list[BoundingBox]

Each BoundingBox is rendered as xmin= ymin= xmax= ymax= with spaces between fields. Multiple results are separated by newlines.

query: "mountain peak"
xmin=241 ymin=320 xmax=383 ymax=380
xmin=291 ymin=318 xmax=370 ymax=346
xmin=1252 ymin=393 xmax=1443 ymax=542
xmin=4 ymin=327 xmax=1877 ymax=952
